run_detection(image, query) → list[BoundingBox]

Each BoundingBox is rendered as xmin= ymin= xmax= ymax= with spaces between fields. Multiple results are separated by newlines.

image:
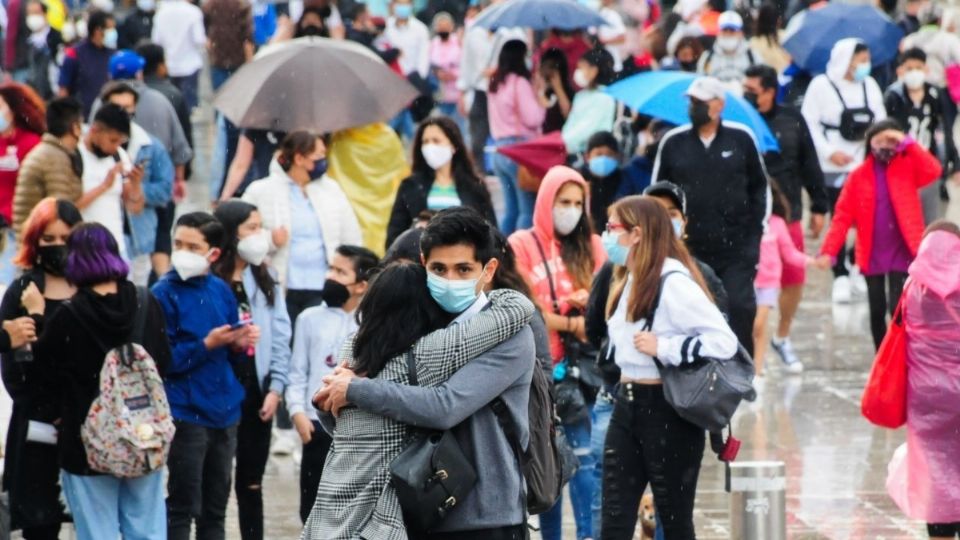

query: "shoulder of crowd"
xmin=721 ymin=120 xmax=762 ymax=148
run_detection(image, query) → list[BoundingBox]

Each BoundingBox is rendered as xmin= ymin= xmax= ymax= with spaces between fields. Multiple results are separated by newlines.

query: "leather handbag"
xmin=861 ymin=290 xmax=909 ymax=428
xmin=646 ymin=272 xmax=757 ymax=433
xmin=390 ymin=352 xmax=477 ymax=532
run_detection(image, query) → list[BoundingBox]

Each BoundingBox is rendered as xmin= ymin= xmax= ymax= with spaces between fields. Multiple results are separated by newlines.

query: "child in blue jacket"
xmin=151 ymin=211 xmax=259 ymax=540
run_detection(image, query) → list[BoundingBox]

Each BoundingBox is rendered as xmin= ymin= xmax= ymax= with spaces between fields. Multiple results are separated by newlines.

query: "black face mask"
xmin=322 ymin=279 xmax=352 ymax=308
xmin=872 ymin=146 xmax=897 ymax=163
xmin=437 ymin=31 xmax=450 ymax=41
xmin=90 ymin=143 xmax=112 ymax=159
xmin=299 ymin=25 xmax=328 ymax=38
xmin=743 ymin=91 xmax=759 ymax=109
xmin=689 ymin=100 xmax=712 ymax=128
xmin=679 ymin=60 xmax=697 ymax=72
xmin=37 ymin=245 xmax=68 ymax=276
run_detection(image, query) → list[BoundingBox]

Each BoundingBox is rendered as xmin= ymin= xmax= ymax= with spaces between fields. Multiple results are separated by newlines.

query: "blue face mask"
xmin=395 ymin=4 xmax=413 ymax=19
xmin=671 ymin=218 xmax=684 ymax=238
xmin=311 ymin=158 xmax=328 ymax=178
xmin=588 ymin=155 xmax=619 ymax=178
xmin=853 ymin=62 xmax=871 ymax=82
xmin=601 ymin=231 xmax=629 ymax=266
xmin=427 ymin=272 xmax=480 ymax=313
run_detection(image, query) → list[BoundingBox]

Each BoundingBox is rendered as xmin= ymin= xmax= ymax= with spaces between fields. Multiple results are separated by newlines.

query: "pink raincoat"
xmin=888 ymin=230 xmax=960 ymax=523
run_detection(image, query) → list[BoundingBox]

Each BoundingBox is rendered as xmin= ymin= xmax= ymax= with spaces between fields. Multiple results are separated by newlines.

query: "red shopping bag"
xmin=861 ymin=294 xmax=909 ymax=428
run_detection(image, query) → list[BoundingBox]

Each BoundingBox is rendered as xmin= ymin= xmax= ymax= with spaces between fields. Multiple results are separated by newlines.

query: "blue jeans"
xmin=590 ymin=392 xmax=614 ymax=535
xmin=389 ymin=109 xmax=415 ymax=141
xmin=210 ymin=66 xmax=236 ymax=92
xmin=492 ymin=136 xmax=536 ymax=236
xmin=0 ymin=229 xmax=18 ymax=285
xmin=61 ymin=469 xmax=166 ymax=540
xmin=539 ymin=418 xmax=595 ymax=540
xmin=172 ymin=71 xmax=200 ymax=109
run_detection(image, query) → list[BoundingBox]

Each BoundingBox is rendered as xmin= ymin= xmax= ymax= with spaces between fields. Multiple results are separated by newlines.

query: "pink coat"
xmin=892 ymin=230 xmax=960 ymax=523
xmin=429 ymin=35 xmax=461 ymax=104
xmin=754 ymin=215 xmax=810 ymax=289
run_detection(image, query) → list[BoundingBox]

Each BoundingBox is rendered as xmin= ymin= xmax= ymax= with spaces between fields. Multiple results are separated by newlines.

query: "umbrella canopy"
xmin=472 ymin=0 xmax=607 ymax=31
xmin=213 ymin=37 xmax=419 ymax=133
xmin=783 ymin=4 xmax=903 ymax=74
xmin=497 ymin=131 xmax=567 ymax=177
xmin=605 ymin=71 xmax=779 ymax=152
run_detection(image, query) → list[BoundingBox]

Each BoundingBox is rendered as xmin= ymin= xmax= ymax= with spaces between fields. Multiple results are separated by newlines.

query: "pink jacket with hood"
xmin=509 ymin=166 xmax=607 ymax=363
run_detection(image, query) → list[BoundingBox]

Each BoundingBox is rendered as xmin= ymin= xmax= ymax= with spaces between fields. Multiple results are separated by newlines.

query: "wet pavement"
xmin=4 ymin=69 xmax=957 ymax=539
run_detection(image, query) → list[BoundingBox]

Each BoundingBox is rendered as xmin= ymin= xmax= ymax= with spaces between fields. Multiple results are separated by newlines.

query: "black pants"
xmin=865 ymin=271 xmax=908 ymax=350
xmin=299 ymin=421 xmax=333 ymax=523
xmin=280 ymin=289 xmax=325 ymax=429
xmin=699 ymin=255 xmax=758 ymax=356
xmin=929 ymin=522 xmax=960 ymax=537
xmin=167 ymin=421 xmax=238 ymax=540
xmin=235 ymin=377 xmax=273 ymax=540
xmin=20 ymin=525 xmax=60 ymax=540
xmin=827 ymin=186 xmax=851 ymax=278
xmin=468 ymin=90 xmax=490 ymax=173
xmin=416 ymin=524 xmax=526 ymax=540
xmin=602 ymin=384 xmax=705 ymax=540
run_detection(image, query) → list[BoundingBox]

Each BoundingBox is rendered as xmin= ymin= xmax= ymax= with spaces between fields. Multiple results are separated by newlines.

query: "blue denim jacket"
xmin=125 ymin=133 xmax=173 ymax=257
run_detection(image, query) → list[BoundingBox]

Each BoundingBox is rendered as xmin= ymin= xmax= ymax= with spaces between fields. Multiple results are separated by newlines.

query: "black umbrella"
xmin=213 ymin=37 xmax=420 ymax=132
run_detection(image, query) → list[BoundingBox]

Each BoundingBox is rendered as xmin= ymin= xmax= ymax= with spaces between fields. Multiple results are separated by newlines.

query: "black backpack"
xmin=491 ymin=364 xmax=577 ymax=515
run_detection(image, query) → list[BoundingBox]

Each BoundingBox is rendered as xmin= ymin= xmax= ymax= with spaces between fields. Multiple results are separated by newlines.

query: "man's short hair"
xmin=100 ymin=80 xmax=140 ymax=105
xmin=898 ymin=47 xmax=927 ymax=66
xmin=88 ymin=10 xmax=113 ymax=35
xmin=175 ymin=212 xmax=226 ymax=249
xmin=744 ymin=64 xmax=779 ymax=91
xmin=420 ymin=207 xmax=498 ymax=264
xmin=135 ymin=42 xmax=165 ymax=76
xmin=46 ymin=97 xmax=83 ymax=137
xmin=587 ymin=131 xmax=619 ymax=154
xmin=336 ymin=245 xmax=379 ymax=281
xmin=92 ymin=103 xmax=131 ymax=136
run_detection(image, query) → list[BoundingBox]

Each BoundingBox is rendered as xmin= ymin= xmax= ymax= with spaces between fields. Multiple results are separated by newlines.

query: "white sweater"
xmin=607 ymin=258 xmax=738 ymax=381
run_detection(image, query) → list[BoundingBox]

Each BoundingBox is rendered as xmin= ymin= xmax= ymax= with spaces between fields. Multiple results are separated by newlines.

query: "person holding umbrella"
xmin=801 ymin=38 xmax=887 ymax=304
xmin=651 ymin=76 xmax=768 ymax=356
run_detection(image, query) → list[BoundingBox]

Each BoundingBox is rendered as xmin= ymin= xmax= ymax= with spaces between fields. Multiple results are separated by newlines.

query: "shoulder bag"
xmin=645 ymin=271 xmax=757 ymax=432
xmin=389 ymin=351 xmax=478 ymax=533
xmin=861 ymin=285 xmax=909 ymax=429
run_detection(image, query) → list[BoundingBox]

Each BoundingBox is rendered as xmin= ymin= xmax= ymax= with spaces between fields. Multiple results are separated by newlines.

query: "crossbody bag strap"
xmin=405 ymin=349 xmax=418 ymax=387
xmin=641 ymin=270 xmax=685 ymax=370
xmin=529 ymin=231 xmax=561 ymax=314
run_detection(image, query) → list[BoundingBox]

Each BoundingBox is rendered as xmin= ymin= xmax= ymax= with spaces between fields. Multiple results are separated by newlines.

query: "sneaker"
xmin=849 ymin=269 xmax=868 ymax=300
xmin=832 ymin=276 xmax=852 ymax=304
xmin=270 ymin=429 xmax=297 ymax=456
xmin=770 ymin=337 xmax=804 ymax=374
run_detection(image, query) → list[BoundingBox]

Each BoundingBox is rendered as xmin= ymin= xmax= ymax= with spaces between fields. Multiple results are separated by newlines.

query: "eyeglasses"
xmin=605 ymin=222 xmax=626 ymax=233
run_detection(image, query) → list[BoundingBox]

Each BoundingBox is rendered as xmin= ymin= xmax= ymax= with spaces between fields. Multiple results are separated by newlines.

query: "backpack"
xmin=70 ymin=287 xmax=176 ymax=478
xmin=491 ymin=363 xmax=578 ymax=515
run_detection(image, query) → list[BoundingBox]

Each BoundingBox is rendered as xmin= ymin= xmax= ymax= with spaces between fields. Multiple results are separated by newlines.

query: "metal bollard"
xmin=729 ymin=461 xmax=786 ymax=540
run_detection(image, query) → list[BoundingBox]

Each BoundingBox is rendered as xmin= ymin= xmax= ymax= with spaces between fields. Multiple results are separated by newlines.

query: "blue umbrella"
xmin=472 ymin=0 xmax=607 ymax=31
xmin=605 ymin=71 xmax=779 ymax=152
xmin=783 ymin=4 xmax=903 ymax=74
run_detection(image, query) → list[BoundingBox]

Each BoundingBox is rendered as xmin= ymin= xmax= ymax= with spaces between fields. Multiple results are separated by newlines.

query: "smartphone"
xmin=230 ymin=319 xmax=253 ymax=331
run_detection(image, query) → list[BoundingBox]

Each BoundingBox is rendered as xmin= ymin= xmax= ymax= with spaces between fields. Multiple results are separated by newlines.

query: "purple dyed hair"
xmin=65 ymin=223 xmax=129 ymax=287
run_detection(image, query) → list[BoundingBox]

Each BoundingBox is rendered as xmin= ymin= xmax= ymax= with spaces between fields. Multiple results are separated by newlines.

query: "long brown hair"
xmin=557 ymin=182 xmax=597 ymax=291
xmin=606 ymin=196 xmax=712 ymax=321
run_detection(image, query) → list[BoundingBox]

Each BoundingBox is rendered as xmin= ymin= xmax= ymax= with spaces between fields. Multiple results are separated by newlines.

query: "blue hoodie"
xmin=151 ymin=271 xmax=244 ymax=429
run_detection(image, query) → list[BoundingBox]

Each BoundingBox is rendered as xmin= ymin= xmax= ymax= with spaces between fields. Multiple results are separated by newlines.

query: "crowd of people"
xmin=0 ymin=0 xmax=957 ymax=538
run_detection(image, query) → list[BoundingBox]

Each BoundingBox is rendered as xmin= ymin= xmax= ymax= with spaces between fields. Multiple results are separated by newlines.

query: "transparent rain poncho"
xmin=886 ymin=230 xmax=960 ymax=523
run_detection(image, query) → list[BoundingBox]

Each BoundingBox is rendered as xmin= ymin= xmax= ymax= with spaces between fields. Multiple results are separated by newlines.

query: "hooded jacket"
xmin=801 ymin=38 xmax=887 ymax=175
xmin=36 ymin=282 xmax=171 ymax=475
xmin=819 ymin=140 xmax=941 ymax=274
xmin=508 ymin=166 xmax=606 ymax=362
xmin=151 ymin=271 xmax=245 ymax=429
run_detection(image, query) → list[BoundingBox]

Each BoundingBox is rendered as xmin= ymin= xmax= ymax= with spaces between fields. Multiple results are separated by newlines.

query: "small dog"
xmin=638 ymin=493 xmax=657 ymax=540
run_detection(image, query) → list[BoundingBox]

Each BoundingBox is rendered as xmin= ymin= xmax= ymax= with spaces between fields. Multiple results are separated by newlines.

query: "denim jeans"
xmin=492 ymin=136 xmax=536 ymax=236
xmin=171 ymin=71 xmax=200 ymax=109
xmin=590 ymin=392 xmax=614 ymax=535
xmin=166 ymin=421 xmax=238 ymax=540
xmin=389 ymin=109 xmax=416 ymax=141
xmin=539 ymin=417 xmax=595 ymax=540
xmin=61 ymin=469 xmax=166 ymax=540
xmin=210 ymin=66 xmax=236 ymax=92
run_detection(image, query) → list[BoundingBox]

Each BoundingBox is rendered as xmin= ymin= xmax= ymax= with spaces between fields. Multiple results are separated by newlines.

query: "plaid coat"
xmin=301 ymin=290 xmax=535 ymax=540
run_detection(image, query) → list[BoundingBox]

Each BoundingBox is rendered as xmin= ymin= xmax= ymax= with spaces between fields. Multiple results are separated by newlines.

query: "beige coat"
xmin=12 ymin=134 xmax=83 ymax=234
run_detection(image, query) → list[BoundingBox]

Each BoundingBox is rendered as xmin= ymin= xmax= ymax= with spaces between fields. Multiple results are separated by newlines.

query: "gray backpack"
xmin=645 ymin=271 xmax=757 ymax=432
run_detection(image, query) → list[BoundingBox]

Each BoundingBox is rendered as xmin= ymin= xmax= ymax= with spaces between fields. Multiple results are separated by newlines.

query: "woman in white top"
xmin=600 ymin=196 xmax=737 ymax=540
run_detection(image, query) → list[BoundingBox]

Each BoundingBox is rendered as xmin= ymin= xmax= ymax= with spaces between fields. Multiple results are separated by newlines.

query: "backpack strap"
xmin=490 ymin=397 xmax=526 ymax=463
xmin=641 ymin=270 xmax=685 ymax=370
xmin=405 ymin=350 xmax=418 ymax=387
xmin=131 ymin=286 xmax=150 ymax=345
xmin=746 ymin=49 xmax=755 ymax=66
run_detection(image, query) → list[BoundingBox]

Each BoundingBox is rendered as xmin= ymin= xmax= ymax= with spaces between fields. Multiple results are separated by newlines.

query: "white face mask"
xmin=237 ymin=230 xmax=270 ymax=266
xmin=172 ymin=250 xmax=211 ymax=280
xmin=573 ymin=68 xmax=591 ymax=88
xmin=553 ymin=206 xmax=583 ymax=236
xmin=26 ymin=14 xmax=47 ymax=32
xmin=76 ymin=20 xmax=88 ymax=40
xmin=421 ymin=143 xmax=454 ymax=170
xmin=103 ymin=27 xmax=118 ymax=49
xmin=137 ymin=0 xmax=156 ymax=11
xmin=903 ymin=69 xmax=926 ymax=90
xmin=717 ymin=35 xmax=740 ymax=52
xmin=61 ymin=21 xmax=76 ymax=41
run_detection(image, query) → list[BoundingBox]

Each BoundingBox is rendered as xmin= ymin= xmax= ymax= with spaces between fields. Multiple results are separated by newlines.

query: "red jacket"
xmin=820 ymin=141 xmax=941 ymax=274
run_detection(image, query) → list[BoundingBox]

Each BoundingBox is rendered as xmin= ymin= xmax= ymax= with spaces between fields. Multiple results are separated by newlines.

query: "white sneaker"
xmin=270 ymin=429 xmax=297 ymax=456
xmin=832 ymin=276 xmax=852 ymax=304
xmin=849 ymin=270 xmax=868 ymax=300
xmin=770 ymin=338 xmax=804 ymax=374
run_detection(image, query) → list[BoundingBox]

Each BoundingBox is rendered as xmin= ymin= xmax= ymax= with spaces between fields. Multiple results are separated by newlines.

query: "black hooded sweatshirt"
xmin=36 ymin=281 xmax=171 ymax=475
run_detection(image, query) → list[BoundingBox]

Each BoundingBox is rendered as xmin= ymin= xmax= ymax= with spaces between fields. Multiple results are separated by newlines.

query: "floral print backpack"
xmin=70 ymin=287 xmax=176 ymax=478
